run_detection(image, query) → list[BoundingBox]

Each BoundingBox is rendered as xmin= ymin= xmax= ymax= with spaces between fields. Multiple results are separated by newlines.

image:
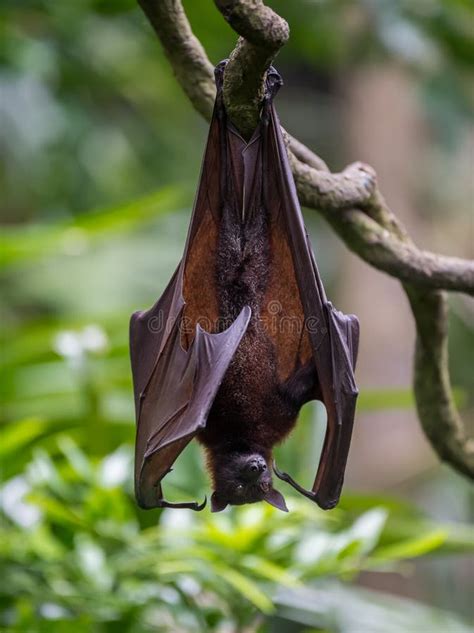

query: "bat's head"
xmin=209 ymin=451 xmax=288 ymax=512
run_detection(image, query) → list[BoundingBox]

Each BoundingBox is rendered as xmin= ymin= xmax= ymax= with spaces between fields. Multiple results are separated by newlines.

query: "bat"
xmin=130 ymin=62 xmax=359 ymax=513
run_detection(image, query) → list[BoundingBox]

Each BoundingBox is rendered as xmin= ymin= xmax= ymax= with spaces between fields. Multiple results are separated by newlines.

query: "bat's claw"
xmin=194 ymin=495 xmax=207 ymax=512
xmin=272 ymin=460 xmax=289 ymax=481
xmin=157 ymin=495 xmax=207 ymax=511
xmin=272 ymin=460 xmax=318 ymax=504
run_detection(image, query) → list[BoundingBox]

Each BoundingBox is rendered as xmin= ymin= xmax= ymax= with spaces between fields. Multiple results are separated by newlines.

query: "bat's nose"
xmin=248 ymin=457 xmax=267 ymax=474
xmin=241 ymin=456 xmax=267 ymax=481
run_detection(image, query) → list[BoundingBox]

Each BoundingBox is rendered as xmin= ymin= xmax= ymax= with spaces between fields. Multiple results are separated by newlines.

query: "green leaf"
xmin=26 ymin=493 xmax=85 ymax=529
xmin=0 ymin=187 xmax=183 ymax=269
xmin=0 ymin=417 xmax=48 ymax=458
xmin=371 ymin=530 xmax=448 ymax=562
xmin=57 ymin=437 xmax=93 ymax=480
xmin=356 ymin=387 xmax=466 ymax=411
xmin=343 ymin=508 xmax=388 ymax=556
xmin=214 ymin=565 xmax=274 ymax=614
xmin=357 ymin=389 xmax=415 ymax=411
xmin=275 ymin=582 xmax=472 ymax=633
xmin=241 ymin=555 xmax=300 ymax=587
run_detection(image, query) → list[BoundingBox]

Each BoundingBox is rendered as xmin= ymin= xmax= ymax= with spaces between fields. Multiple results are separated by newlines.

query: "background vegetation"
xmin=1 ymin=1 xmax=473 ymax=631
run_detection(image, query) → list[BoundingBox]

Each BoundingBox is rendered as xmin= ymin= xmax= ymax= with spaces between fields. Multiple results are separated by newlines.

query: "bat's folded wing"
xmin=326 ymin=303 xmax=359 ymax=390
xmin=313 ymin=303 xmax=359 ymax=509
xmin=133 ymin=305 xmax=251 ymax=509
xmin=129 ymin=265 xmax=183 ymax=418
xmin=265 ymin=69 xmax=360 ymax=510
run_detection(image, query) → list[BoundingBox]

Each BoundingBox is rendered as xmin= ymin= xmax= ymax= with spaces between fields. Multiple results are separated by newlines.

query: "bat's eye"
xmin=236 ymin=484 xmax=244 ymax=494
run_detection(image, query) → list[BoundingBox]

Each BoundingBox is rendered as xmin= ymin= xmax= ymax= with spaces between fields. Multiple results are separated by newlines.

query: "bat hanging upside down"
xmin=201 ymin=186 xmax=320 ymax=512
xmin=130 ymin=62 xmax=360 ymax=513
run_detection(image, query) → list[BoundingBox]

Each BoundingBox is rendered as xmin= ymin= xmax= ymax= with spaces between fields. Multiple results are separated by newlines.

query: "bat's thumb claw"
xmin=272 ymin=460 xmax=287 ymax=481
xmin=194 ymin=496 xmax=207 ymax=512
xmin=272 ymin=461 xmax=319 ymax=505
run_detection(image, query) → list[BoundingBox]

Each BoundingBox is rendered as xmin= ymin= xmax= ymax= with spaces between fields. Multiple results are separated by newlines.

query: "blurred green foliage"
xmin=1 ymin=1 xmax=473 ymax=631
xmin=1 ymin=0 xmax=472 ymax=222
xmin=2 ymin=437 xmax=472 ymax=632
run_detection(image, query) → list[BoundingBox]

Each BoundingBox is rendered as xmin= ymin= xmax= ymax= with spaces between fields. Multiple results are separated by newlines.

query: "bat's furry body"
xmin=198 ymin=203 xmax=317 ymax=509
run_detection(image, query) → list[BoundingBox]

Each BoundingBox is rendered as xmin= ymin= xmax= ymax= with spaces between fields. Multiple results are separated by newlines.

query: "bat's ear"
xmin=210 ymin=491 xmax=228 ymax=513
xmin=264 ymin=488 xmax=289 ymax=512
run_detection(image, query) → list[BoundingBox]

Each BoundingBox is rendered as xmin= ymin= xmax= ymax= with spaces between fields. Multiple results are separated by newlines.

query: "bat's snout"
xmin=242 ymin=455 xmax=268 ymax=481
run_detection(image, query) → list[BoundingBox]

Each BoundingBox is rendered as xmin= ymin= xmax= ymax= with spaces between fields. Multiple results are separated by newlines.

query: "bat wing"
xmin=129 ymin=264 xmax=183 ymax=418
xmin=315 ymin=302 xmax=359 ymax=507
xmin=130 ymin=64 xmax=252 ymax=508
xmin=129 ymin=98 xmax=222 ymax=421
xmin=133 ymin=304 xmax=250 ymax=509
xmin=261 ymin=69 xmax=360 ymax=509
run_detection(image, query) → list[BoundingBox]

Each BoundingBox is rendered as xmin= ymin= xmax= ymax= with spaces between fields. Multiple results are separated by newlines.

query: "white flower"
xmin=53 ymin=330 xmax=83 ymax=360
xmin=99 ymin=447 xmax=133 ymax=488
xmin=0 ymin=476 xmax=41 ymax=528
xmin=53 ymin=324 xmax=109 ymax=364
xmin=82 ymin=325 xmax=108 ymax=353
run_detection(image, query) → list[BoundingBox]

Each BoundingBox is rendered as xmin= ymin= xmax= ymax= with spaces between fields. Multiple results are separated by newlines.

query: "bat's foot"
xmin=157 ymin=496 xmax=207 ymax=511
xmin=272 ymin=461 xmax=319 ymax=504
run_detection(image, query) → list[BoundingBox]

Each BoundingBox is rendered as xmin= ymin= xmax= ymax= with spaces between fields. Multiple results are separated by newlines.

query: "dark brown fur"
xmin=197 ymin=202 xmax=317 ymax=509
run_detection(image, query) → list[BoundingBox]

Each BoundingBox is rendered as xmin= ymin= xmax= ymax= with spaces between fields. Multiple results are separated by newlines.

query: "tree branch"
xmin=215 ymin=0 xmax=289 ymax=138
xmin=294 ymin=162 xmax=474 ymax=293
xmin=405 ymin=286 xmax=474 ymax=478
xmin=138 ymin=0 xmax=215 ymax=119
xmin=137 ymin=0 xmax=474 ymax=479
